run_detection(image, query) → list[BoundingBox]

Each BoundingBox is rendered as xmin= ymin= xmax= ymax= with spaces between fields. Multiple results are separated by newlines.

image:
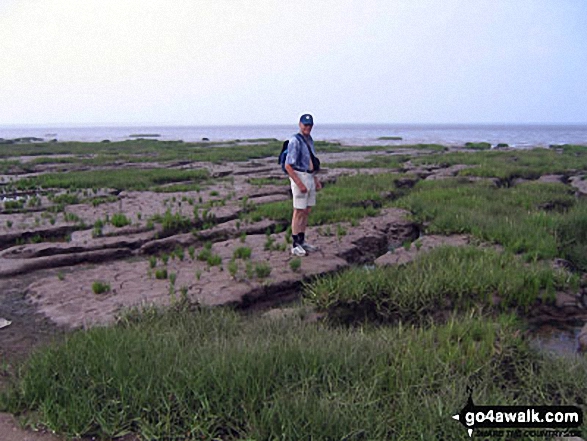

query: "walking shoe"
xmin=291 ymin=245 xmax=307 ymax=256
xmin=301 ymin=242 xmax=319 ymax=252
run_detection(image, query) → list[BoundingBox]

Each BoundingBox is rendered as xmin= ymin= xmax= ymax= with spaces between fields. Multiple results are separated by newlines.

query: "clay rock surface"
xmin=375 ymin=234 xmax=470 ymax=267
xmin=569 ymin=175 xmax=587 ymax=196
xmin=25 ymin=208 xmax=416 ymax=328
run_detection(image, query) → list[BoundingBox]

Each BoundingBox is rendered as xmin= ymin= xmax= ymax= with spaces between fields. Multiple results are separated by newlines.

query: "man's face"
xmin=299 ymin=122 xmax=313 ymax=136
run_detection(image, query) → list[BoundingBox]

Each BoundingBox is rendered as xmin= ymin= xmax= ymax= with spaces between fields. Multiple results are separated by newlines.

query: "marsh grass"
xmin=290 ymin=257 xmax=302 ymax=272
xmin=52 ymin=193 xmax=80 ymax=205
xmin=17 ymin=168 xmax=210 ymax=191
xmin=91 ymin=281 xmax=110 ymax=295
xmin=1 ymin=306 xmax=586 ymax=440
xmin=554 ymin=202 xmax=587 ymax=270
xmin=148 ymin=256 xmax=157 ymax=269
xmin=249 ymin=173 xmax=406 ymax=225
xmin=394 ymin=178 xmax=580 ymax=262
xmin=412 ymin=147 xmax=587 ymax=181
xmin=110 ymin=213 xmax=130 ymax=228
xmin=328 ymin=154 xmax=408 ymax=169
xmin=89 ymin=195 xmax=118 ymax=207
xmin=464 ymin=142 xmax=492 ymax=150
xmin=304 ymin=246 xmax=577 ymax=324
xmin=254 ymin=262 xmax=271 ymax=279
xmin=232 ymin=246 xmax=252 ymax=260
xmin=3 ymin=200 xmax=24 ymax=211
xmin=151 ymin=209 xmax=192 ymax=236
xmin=155 ymin=269 xmax=168 ymax=280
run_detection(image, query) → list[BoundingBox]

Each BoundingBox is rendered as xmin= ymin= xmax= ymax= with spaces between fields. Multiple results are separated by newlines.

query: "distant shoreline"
xmin=1 ymin=123 xmax=586 ymax=147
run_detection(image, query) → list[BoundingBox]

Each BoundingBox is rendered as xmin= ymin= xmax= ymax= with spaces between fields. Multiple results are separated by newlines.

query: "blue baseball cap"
xmin=300 ymin=114 xmax=314 ymax=125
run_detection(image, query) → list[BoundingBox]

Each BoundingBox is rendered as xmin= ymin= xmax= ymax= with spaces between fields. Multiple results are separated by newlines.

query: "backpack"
xmin=278 ymin=134 xmax=320 ymax=174
xmin=278 ymin=140 xmax=290 ymax=174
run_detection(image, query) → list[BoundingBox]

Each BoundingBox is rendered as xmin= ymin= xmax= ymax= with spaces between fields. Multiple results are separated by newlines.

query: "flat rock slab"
xmin=0 ymin=248 xmax=133 ymax=278
xmin=538 ymin=174 xmax=565 ymax=183
xmin=375 ymin=234 xmax=470 ymax=266
xmin=25 ymin=208 xmax=416 ymax=328
xmin=570 ymin=175 xmax=587 ymax=196
xmin=0 ymin=231 xmax=154 ymax=260
xmin=0 ymin=413 xmax=61 ymax=441
xmin=423 ymin=164 xmax=473 ymax=180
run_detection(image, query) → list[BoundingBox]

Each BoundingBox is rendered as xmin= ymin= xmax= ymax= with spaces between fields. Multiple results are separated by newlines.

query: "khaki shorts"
xmin=289 ymin=171 xmax=316 ymax=210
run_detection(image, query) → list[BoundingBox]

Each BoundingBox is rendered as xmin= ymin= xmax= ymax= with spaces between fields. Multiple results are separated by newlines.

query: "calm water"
xmin=1 ymin=124 xmax=587 ymax=147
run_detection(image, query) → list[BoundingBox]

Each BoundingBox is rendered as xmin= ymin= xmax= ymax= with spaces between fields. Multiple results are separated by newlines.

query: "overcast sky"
xmin=0 ymin=0 xmax=586 ymax=126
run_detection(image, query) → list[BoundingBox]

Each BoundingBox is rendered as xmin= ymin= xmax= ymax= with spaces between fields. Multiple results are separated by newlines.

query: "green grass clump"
xmin=197 ymin=248 xmax=212 ymax=262
xmin=90 ymin=195 xmax=118 ymax=207
xmin=394 ymin=178 xmax=577 ymax=261
xmin=152 ymin=209 xmax=192 ymax=235
xmin=148 ymin=256 xmax=157 ymax=268
xmin=305 ymin=246 xmax=576 ymax=323
xmin=2 ymin=307 xmax=586 ymax=440
xmin=254 ymin=262 xmax=271 ymax=278
xmin=290 ymin=257 xmax=302 ymax=272
xmin=197 ymin=244 xmax=221 ymax=267
xmin=207 ymin=254 xmax=222 ymax=267
xmin=232 ymin=246 xmax=252 ymax=260
xmin=52 ymin=193 xmax=80 ymax=205
xmin=173 ymin=246 xmax=185 ymax=261
xmin=91 ymin=281 xmax=111 ymax=295
xmin=3 ymin=200 xmax=24 ymax=211
xmin=377 ymin=136 xmax=403 ymax=140
xmin=110 ymin=213 xmax=131 ymax=228
xmin=92 ymin=219 xmax=104 ymax=237
xmin=155 ymin=269 xmax=168 ymax=280
xmin=227 ymin=259 xmax=239 ymax=278
xmin=464 ymin=142 xmax=492 ymax=150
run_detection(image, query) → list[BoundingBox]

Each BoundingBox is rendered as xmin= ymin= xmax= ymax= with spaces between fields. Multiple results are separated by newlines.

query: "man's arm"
xmin=308 ymin=137 xmax=321 ymax=190
xmin=285 ymin=164 xmax=307 ymax=193
xmin=313 ymin=174 xmax=321 ymax=191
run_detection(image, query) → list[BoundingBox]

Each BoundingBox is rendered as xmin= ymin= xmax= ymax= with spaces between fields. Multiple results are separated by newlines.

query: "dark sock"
xmin=298 ymin=232 xmax=305 ymax=244
xmin=292 ymin=234 xmax=300 ymax=247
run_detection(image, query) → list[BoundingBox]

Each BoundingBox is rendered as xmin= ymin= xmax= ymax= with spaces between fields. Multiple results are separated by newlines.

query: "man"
xmin=284 ymin=114 xmax=322 ymax=256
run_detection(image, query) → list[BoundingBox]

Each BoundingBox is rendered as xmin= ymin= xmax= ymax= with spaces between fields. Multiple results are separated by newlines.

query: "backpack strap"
xmin=295 ymin=133 xmax=320 ymax=172
xmin=295 ymin=133 xmax=313 ymax=154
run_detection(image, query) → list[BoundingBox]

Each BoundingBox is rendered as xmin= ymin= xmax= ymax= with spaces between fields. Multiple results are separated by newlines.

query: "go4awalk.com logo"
xmin=451 ymin=392 xmax=583 ymax=438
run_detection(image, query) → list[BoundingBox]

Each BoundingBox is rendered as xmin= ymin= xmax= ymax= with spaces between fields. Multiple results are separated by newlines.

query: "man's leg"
xmin=302 ymin=207 xmax=311 ymax=230
xmin=298 ymin=207 xmax=311 ymax=244
xmin=299 ymin=176 xmax=316 ymax=244
xmin=290 ymin=173 xmax=311 ymax=251
xmin=291 ymin=208 xmax=307 ymax=235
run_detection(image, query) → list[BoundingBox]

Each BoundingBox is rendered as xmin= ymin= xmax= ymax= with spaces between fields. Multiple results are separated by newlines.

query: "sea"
xmin=1 ymin=124 xmax=587 ymax=148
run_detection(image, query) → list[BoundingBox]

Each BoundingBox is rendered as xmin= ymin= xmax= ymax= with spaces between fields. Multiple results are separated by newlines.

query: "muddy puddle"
xmin=529 ymin=321 xmax=585 ymax=356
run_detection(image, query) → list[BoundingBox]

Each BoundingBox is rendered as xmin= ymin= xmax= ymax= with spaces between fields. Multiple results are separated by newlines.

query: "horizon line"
xmin=2 ymin=122 xmax=587 ymax=128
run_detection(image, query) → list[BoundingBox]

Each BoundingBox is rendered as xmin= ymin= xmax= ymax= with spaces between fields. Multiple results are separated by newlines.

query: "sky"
xmin=0 ymin=0 xmax=586 ymax=126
